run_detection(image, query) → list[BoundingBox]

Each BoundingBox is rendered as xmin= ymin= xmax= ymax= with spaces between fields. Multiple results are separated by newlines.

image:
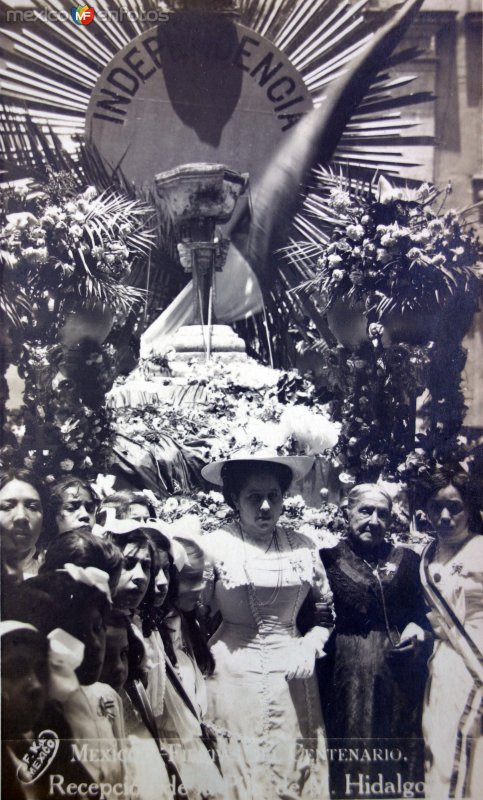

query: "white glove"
xmin=285 ymin=628 xmax=329 ymax=680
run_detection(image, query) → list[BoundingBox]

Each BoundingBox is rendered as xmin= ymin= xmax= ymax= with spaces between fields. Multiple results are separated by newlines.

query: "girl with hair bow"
xmin=10 ymin=565 xmax=129 ymax=793
xmin=1 ymin=620 xmax=92 ymax=800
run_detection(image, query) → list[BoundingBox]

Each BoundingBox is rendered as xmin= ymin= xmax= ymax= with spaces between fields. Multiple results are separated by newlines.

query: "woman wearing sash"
xmin=419 ymin=467 xmax=483 ymax=799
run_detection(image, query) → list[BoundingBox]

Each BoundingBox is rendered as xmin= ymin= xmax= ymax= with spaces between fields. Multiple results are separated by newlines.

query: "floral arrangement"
xmin=306 ymin=176 xmax=480 ymax=323
xmin=153 ymin=488 xmax=345 ymax=543
xmin=285 ymin=174 xmax=482 ymax=485
xmin=0 ymin=180 xmax=155 ymax=478
xmin=316 ymin=337 xmax=433 ymax=481
xmin=0 ymin=338 xmax=116 ymax=478
xmin=1 ymin=184 xmax=152 ymax=330
xmin=109 ymin=356 xmax=340 ymax=495
xmin=143 ymin=485 xmax=422 ymax=547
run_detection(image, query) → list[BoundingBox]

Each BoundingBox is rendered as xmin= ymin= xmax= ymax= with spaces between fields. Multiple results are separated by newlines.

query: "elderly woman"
xmin=319 ymin=483 xmax=429 ymax=796
xmin=200 ymin=449 xmax=332 ymax=800
xmin=417 ymin=467 xmax=483 ymax=799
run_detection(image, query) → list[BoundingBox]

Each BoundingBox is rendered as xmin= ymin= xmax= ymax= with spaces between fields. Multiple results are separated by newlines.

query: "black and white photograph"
xmin=0 ymin=1 xmax=482 ymax=798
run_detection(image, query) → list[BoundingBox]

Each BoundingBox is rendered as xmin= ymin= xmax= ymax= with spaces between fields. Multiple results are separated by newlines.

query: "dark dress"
xmin=318 ymin=539 xmax=429 ymax=799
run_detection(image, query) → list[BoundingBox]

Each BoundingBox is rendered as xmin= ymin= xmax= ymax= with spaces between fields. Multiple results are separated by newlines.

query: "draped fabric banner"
xmin=140 ymin=249 xmax=263 ymax=357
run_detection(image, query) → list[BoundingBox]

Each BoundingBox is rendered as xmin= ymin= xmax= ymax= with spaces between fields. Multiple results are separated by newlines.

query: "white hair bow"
xmin=48 ymin=628 xmax=84 ymax=700
xmin=61 ymin=563 xmax=112 ymax=603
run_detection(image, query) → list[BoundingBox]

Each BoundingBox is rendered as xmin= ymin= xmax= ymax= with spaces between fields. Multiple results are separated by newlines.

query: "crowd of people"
xmin=1 ymin=453 xmax=482 ymax=800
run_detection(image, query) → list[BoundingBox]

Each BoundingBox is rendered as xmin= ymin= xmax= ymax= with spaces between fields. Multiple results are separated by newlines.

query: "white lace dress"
xmin=202 ymin=524 xmax=331 ymax=800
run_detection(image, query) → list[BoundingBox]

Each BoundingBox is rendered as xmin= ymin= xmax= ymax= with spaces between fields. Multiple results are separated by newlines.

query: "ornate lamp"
xmin=155 ymin=163 xmax=248 ymax=359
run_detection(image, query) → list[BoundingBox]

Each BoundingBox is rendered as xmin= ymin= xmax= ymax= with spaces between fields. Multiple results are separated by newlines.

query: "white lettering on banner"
xmin=48 ymin=774 xmax=139 ymax=797
xmin=329 ymin=747 xmax=404 ymax=762
xmin=70 ymin=743 xmax=133 ymax=763
xmin=344 ymin=773 xmax=425 ymax=798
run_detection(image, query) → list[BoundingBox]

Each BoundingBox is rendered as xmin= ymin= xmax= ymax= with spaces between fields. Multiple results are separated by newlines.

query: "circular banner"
xmin=86 ymin=12 xmax=313 ymax=190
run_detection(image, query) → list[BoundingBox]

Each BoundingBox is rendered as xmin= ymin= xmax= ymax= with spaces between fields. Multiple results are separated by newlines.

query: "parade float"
xmin=0 ymin=0 xmax=481 ymax=536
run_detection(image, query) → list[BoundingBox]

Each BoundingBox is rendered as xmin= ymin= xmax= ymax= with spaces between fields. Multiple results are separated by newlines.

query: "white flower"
xmin=368 ymin=323 xmax=384 ymax=339
xmin=60 ymin=459 xmax=75 ymax=472
xmin=327 ymin=254 xmax=343 ymax=268
xmin=244 ymin=419 xmax=285 ymax=450
xmin=278 ymin=406 xmax=340 ymax=454
xmin=24 ymin=246 xmax=48 ymax=265
xmin=346 ymin=224 xmax=365 ymax=241
xmin=376 ymin=248 xmax=391 ymax=264
xmin=336 ymin=240 xmax=352 ymax=253
xmin=339 ymin=472 xmax=356 ymax=486
xmin=332 ymin=268 xmax=345 ymax=283
xmin=83 ymin=186 xmax=97 ymax=201
xmin=164 ymin=497 xmax=179 ymax=514
xmin=208 ymin=491 xmax=224 ymax=505
xmin=377 ymin=176 xmax=423 ymax=205
xmin=329 ymin=188 xmax=352 ymax=213
xmin=410 ymin=229 xmax=431 ymax=244
xmin=380 ymin=233 xmax=395 ymax=247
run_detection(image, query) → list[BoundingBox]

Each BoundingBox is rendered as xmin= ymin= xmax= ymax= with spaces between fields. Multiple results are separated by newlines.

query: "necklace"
xmin=241 ymin=524 xmax=292 ymax=608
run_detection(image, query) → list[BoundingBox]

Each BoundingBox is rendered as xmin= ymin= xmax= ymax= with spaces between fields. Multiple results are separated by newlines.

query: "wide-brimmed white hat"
xmin=201 ymin=448 xmax=315 ymax=487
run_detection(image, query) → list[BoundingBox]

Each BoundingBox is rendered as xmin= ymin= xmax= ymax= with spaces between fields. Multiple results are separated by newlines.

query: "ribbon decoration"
xmin=47 ymin=627 xmax=84 ymax=701
xmin=0 ymin=620 xmax=38 ymax=638
xmin=93 ymin=517 xmax=188 ymax=572
xmin=61 ymin=563 xmax=112 ymax=603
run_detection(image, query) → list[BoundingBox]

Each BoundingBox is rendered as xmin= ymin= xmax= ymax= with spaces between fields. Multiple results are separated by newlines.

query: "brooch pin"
xmin=379 ymin=563 xmax=397 ymax=576
xmin=97 ymin=696 xmax=116 ymax=722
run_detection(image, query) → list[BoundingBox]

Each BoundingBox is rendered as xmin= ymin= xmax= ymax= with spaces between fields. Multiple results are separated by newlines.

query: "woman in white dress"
xmin=418 ymin=467 xmax=483 ymax=799
xmin=200 ymin=450 xmax=333 ymax=800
